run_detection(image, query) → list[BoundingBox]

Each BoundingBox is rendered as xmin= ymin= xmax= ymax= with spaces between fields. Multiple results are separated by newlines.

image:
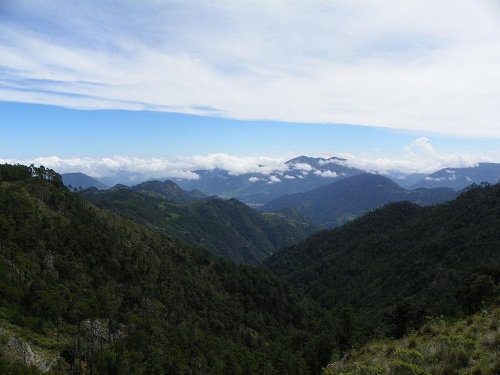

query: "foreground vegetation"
xmin=325 ymin=304 xmax=500 ymax=375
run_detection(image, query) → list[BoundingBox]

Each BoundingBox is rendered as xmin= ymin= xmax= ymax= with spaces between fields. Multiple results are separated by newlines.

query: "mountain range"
xmin=61 ymin=158 xmax=500 ymax=207
xmin=261 ymin=173 xmax=458 ymax=227
xmin=1 ymin=163 xmax=499 ymax=374
xmin=411 ymin=162 xmax=500 ymax=190
xmin=174 ymin=156 xmax=365 ymax=205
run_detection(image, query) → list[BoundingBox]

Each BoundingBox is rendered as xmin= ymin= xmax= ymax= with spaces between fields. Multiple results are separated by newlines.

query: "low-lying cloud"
xmin=1 ymin=138 xmax=494 ymax=181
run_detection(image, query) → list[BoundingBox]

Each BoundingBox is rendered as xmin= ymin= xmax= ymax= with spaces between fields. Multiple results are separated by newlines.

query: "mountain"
xmin=81 ymin=183 xmax=318 ymax=264
xmin=61 ymin=172 xmax=109 ymax=190
xmin=98 ymin=169 xmax=146 ymax=187
xmin=385 ymin=171 xmax=427 ymax=189
xmin=265 ymin=183 xmax=500 ymax=337
xmin=130 ymin=179 xmax=198 ymax=203
xmin=261 ymin=173 xmax=458 ymax=227
xmin=175 ymin=155 xmax=365 ymax=205
xmin=0 ymin=164 xmax=333 ymax=374
xmin=412 ymin=163 xmax=500 ymax=190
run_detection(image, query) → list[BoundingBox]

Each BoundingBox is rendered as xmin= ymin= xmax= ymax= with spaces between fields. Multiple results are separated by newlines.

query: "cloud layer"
xmin=0 ymin=138 xmax=493 ymax=180
xmin=1 ymin=1 xmax=500 ymax=137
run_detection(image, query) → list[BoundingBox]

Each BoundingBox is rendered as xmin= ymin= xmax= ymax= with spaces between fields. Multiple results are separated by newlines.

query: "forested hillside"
xmin=266 ymin=183 xmax=500 ymax=339
xmin=81 ymin=184 xmax=317 ymax=264
xmin=0 ymin=164 xmax=334 ymax=374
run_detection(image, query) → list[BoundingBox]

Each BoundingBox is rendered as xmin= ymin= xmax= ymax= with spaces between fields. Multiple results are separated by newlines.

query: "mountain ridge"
xmin=81 ymin=182 xmax=318 ymax=264
xmin=261 ymin=173 xmax=458 ymax=227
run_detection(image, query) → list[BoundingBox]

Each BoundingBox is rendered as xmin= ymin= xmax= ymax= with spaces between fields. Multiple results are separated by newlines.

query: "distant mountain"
xmin=175 ymin=155 xmax=365 ymax=204
xmin=131 ymin=179 xmax=197 ymax=203
xmin=385 ymin=171 xmax=427 ymax=188
xmin=266 ymin=183 xmax=500 ymax=336
xmin=261 ymin=173 xmax=457 ymax=227
xmin=61 ymin=172 xmax=109 ymax=190
xmin=98 ymin=169 xmax=146 ymax=186
xmin=81 ymin=183 xmax=318 ymax=264
xmin=412 ymin=163 xmax=500 ymax=190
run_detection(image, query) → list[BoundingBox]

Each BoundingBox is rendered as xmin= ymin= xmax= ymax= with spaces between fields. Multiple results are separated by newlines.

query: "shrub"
xmin=389 ymin=360 xmax=428 ymax=375
xmin=394 ymin=349 xmax=424 ymax=365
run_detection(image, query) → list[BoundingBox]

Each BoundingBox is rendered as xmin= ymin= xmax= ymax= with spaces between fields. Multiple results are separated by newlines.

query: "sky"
xmin=1 ymin=1 xmax=500 ymax=178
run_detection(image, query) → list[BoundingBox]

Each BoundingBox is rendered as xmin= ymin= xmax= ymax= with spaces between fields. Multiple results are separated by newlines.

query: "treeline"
xmin=0 ymin=163 xmax=63 ymax=187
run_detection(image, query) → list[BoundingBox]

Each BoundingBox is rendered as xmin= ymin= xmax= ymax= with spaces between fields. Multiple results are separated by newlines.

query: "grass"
xmin=325 ymin=305 xmax=500 ymax=375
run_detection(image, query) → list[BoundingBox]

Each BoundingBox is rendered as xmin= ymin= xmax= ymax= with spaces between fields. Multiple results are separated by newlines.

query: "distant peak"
xmin=285 ymin=155 xmax=346 ymax=165
xmin=327 ymin=156 xmax=347 ymax=162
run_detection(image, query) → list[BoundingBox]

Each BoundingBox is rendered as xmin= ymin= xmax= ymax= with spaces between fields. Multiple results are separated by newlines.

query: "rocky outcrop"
xmin=1 ymin=331 xmax=59 ymax=372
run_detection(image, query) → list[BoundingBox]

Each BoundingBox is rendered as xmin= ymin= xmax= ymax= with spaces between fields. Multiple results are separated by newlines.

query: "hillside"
xmin=324 ymin=304 xmax=500 ymax=375
xmin=130 ymin=180 xmax=198 ymax=203
xmin=266 ymin=183 xmax=500 ymax=337
xmin=0 ymin=164 xmax=333 ymax=374
xmin=61 ymin=173 xmax=109 ymax=191
xmin=81 ymin=185 xmax=317 ymax=264
xmin=261 ymin=173 xmax=457 ymax=227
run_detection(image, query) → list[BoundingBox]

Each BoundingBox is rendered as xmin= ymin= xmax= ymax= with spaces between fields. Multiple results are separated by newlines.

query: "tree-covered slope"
xmin=81 ymin=185 xmax=317 ymax=264
xmin=265 ymin=183 xmax=500 ymax=336
xmin=130 ymin=180 xmax=199 ymax=203
xmin=261 ymin=174 xmax=457 ymax=227
xmin=0 ymin=164 xmax=333 ymax=374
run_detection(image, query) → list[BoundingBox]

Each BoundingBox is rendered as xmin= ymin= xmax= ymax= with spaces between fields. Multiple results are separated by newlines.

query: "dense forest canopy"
xmin=0 ymin=164 xmax=335 ymax=374
xmin=266 ymin=183 xmax=500 ymax=339
xmin=81 ymin=184 xmax=317 ymax=264
xmin=1 ymin=163 xmax=499 ymax=374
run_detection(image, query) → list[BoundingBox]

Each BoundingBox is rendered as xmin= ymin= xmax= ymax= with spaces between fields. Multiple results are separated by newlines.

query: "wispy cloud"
xmin=1 ymin=1 xmax=500 ymax=136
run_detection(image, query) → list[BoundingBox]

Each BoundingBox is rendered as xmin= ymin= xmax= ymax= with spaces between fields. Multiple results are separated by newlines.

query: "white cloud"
xmin=340 ymin=137 xmax=489 ymax=173
xmin=268 ymin=175 xmax=281 ymax=183
xmin=1 ymin=1 xmax=500 ymax=137
xmin=283 ymin=175 xmax=295 ymax=179
xmin=0 ymin=138 xmax=495 ymax=178
xmin=0 ymin=154 xmax=288 ymax=180
xmin=314 ymin=170 xmax=339 ymax=178
xmin=405 ymin=137 xmax=435 ymax=155
xmin=293 ymin=163 xmax=313 ymax=172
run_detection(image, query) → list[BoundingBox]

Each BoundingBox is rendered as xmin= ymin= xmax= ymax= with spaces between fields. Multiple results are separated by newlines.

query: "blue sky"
xmin=0 ymin=101 xmax=454 ymax=158
xmin=1 ymin=101 xmax=499 ymax=177
xmin=1 ymin=1 xmax=500 ymax=177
